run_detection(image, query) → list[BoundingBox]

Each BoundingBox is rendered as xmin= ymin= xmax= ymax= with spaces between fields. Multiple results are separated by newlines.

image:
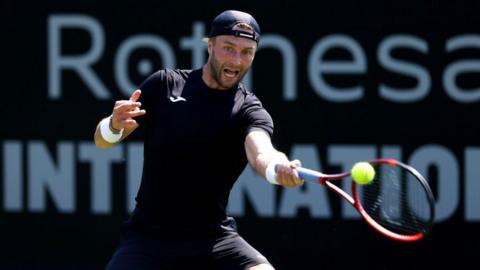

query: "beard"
xmin=208 ymin=51 xmax=248 ymax=89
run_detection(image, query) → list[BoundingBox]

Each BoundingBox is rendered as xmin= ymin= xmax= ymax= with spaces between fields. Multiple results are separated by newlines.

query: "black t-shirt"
xmin=127 ymin=68 xmax=273 ymax=234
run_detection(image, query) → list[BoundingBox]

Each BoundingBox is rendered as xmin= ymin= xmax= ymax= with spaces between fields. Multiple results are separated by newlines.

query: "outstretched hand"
xmin=275 ymin=159 xmax=304 ymax=188
xmin=111 ymin=89 xmax=146 ymax=131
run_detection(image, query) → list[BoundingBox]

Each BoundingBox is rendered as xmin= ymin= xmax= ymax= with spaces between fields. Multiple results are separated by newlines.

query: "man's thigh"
xmin=210 ymin=232 xmax=273 ymax=270
xmin=105 ymin=230 xmax=178 ymax=270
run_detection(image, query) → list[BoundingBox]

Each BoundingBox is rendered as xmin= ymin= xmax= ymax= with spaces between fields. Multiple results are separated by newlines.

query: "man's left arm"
xmin=244 ymin=130 xmax=303 ymax=188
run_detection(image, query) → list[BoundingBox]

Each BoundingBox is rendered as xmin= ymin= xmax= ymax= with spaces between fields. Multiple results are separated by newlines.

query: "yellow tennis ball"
xmin=351 ymin=162 xmax=375 ymax=185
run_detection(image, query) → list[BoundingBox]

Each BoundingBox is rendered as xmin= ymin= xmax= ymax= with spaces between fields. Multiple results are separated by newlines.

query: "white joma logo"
xmin=169 ymin=96 xmax=187 ymax=102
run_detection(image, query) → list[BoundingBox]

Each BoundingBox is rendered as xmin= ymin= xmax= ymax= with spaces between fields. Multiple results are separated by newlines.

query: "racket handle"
xmin=266 ymin=162 xmax=324 ymax=184
xmin=296 ymin=167 xmax=324 ymax=183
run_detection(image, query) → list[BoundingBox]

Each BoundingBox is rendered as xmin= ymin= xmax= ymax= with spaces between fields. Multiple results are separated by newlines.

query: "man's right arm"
xmin=244 ymin=130 xmax=303 ymax=188
xmin=94 ymin=89 xmax=146 ymax=149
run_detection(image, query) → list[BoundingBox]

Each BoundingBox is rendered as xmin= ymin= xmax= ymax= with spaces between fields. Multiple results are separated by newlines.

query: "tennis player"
xmin=95 ymin=10 xmax=303 ymax=270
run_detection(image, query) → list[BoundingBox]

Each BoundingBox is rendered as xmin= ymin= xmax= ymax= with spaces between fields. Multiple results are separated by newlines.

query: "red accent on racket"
xmin=285 ymin=159 xmax=435 ymax=242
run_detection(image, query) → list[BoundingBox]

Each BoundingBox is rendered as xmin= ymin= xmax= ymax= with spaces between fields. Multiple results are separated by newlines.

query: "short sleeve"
xmin=135 ymin=70 xmax=166 ymax=126
xmin=240 ymin=93 xmax=274 ymax=138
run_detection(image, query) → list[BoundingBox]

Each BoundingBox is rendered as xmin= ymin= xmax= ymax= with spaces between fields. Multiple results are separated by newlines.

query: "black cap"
xmin=208 ymin=10 xmax=261 ymax=43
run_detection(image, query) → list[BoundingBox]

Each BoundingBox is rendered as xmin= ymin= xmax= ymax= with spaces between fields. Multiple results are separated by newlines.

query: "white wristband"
xmin=100 ymin=116 xmax=124 ymax=143
xmin=265 ymin=161 xmax=280 ymax=185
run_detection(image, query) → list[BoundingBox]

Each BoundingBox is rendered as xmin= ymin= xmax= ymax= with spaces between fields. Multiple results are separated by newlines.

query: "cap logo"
xmin=233 ymin=30 xmax=259 ymax=41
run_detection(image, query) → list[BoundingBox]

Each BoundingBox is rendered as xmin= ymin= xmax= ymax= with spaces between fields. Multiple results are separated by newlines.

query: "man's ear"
xmin=207 ymin=39 xmax=214 ymax=54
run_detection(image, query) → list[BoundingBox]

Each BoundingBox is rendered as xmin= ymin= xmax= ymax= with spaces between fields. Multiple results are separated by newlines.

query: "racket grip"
xmin=266 ymin=163 xmax=323 ymax=184
xmin=296 ymin=167 xmax=324 ymax=183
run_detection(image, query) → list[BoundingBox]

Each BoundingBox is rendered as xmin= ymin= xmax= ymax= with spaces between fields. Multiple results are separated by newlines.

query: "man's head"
xmin=208 ymin=10 xmax=261 ymax=43
xmin=203 ymin=10 xmax=261 ymax=90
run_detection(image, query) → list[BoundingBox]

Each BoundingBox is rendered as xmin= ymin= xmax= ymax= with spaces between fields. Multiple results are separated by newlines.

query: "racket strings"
xmin=359 ymin=164 xmax=432 ymax=235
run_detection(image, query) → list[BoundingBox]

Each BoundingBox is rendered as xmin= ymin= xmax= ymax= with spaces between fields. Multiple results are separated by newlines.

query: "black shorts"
xmin=105 ymin=228 xmax=271 ymax=270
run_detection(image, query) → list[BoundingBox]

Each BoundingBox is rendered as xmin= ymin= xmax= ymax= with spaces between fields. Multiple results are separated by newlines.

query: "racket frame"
xmin=294 ymin=159 xmax=435 ymax=242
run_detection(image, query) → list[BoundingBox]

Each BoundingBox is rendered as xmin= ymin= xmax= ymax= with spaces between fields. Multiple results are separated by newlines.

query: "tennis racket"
xmin=273 ymin=159 xmax=435 ymax=242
